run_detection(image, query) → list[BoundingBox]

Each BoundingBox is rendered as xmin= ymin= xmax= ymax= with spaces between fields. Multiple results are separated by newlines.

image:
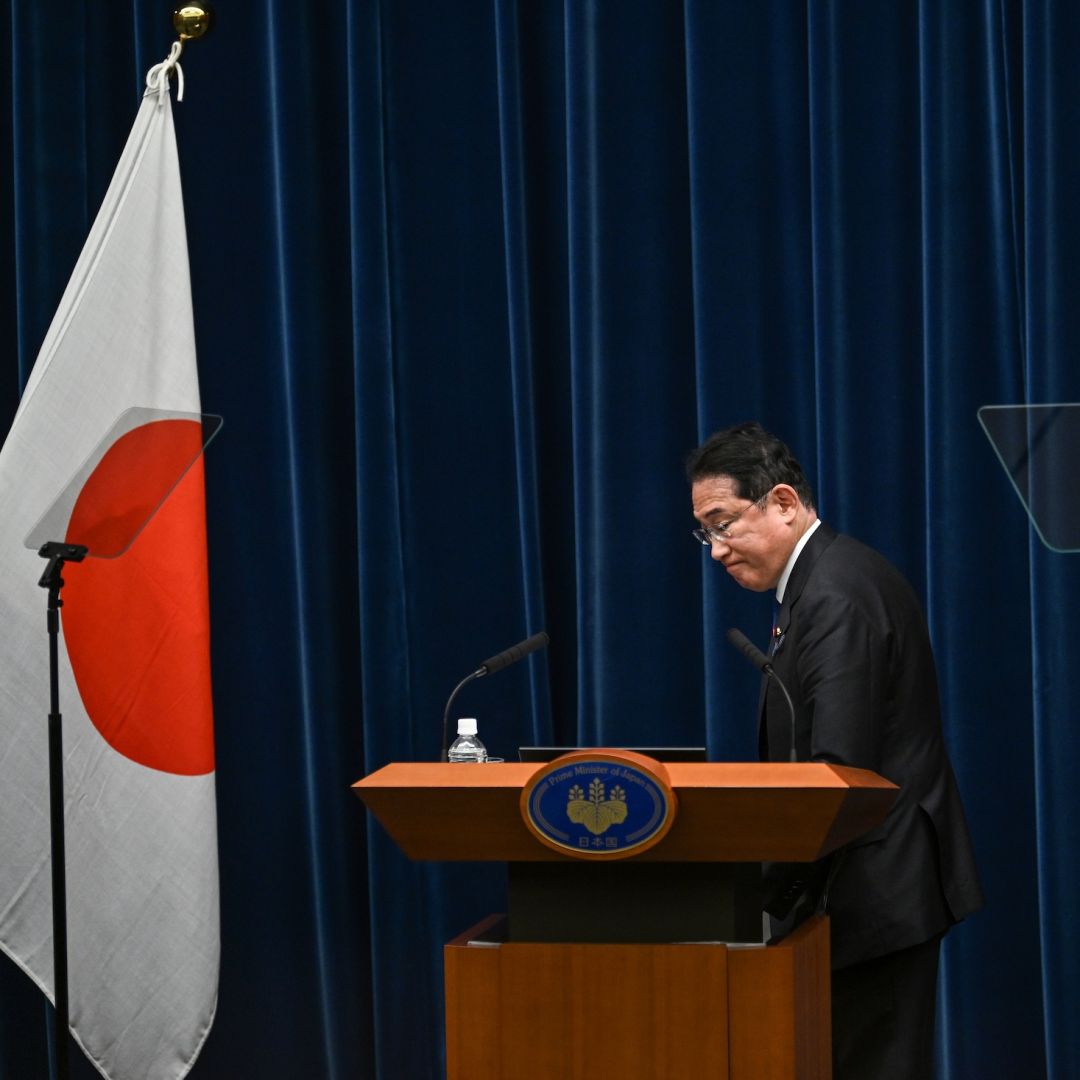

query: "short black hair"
xmin=686 ymin=422 xmax=816 ymax=509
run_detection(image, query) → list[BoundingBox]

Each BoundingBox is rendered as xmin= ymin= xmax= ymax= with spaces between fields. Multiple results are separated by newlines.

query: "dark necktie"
xmin=769 ymin=599 xmax=781 ymax=657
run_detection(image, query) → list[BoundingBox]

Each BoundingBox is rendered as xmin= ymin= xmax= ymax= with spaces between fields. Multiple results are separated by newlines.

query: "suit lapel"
xmin=757 ymin=521 xmax=838 ymax=759
xmin=777 ymin=521 xmax=836 ymax=626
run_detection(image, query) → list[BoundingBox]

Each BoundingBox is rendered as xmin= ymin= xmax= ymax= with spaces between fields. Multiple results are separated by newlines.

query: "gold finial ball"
xmin=173 ymin=4 xmax=212 ymax=41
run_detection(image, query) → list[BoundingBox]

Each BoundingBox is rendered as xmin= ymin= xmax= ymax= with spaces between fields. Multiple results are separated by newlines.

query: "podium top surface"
xmin=353 ymin=761 xmax=897 ymax=863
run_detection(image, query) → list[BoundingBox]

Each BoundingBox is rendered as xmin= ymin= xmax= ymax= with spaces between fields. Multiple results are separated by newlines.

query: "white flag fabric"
xmin=0 ymin=66 xmax=218 ymax=1080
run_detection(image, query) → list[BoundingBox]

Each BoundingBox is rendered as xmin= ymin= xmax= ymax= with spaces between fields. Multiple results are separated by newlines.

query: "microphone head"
xmin=479 ymin=631 xmax=549 ymax=675
xmin=726 ymin=627 xmax=770 ymax=672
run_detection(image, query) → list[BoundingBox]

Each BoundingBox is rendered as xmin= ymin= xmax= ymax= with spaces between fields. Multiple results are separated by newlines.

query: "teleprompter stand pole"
xmin=37 ymin=541 xmax=87 ymax=1080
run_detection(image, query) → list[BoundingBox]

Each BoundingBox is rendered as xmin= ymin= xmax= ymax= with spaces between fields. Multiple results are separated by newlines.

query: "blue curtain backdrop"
xmin=0 ymin=2 xmax=1076 ymax=1078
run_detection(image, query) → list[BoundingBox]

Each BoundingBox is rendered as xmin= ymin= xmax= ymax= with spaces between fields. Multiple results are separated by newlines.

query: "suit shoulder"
xmin=816 ymin=532 xmax=907 ymax=584
xmin=805 ymin=532 xmax=923 ymax=614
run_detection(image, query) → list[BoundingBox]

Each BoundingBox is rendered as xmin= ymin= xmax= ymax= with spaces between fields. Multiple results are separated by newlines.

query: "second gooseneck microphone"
xmin=726 ymin=627 xmax=798 ymax=763
xmin=440 ymin=631 xmax=549 ymax=761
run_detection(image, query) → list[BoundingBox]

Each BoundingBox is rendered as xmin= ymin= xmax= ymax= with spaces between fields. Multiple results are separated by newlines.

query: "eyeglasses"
xmin=691 ymin=492 xmax=768 ymax=547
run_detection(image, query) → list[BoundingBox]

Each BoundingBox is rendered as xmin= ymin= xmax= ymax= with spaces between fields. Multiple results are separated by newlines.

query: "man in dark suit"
xmin=688 ymin=422 xmax=983 ymax=1080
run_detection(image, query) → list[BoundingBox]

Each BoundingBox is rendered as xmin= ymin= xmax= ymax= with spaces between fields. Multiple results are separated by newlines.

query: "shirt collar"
xmin=776 ymin=518 xmax=822 ymax=604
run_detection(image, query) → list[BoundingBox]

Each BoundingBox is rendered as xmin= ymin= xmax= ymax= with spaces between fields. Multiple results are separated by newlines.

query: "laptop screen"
xmin=518 ymin=746 xmax=707 ymax=763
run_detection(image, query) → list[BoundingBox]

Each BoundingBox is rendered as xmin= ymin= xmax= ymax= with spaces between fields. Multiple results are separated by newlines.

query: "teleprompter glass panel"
xmin=978 ymin=403 xmax=1080 ymax=553
xmin=24 ymin=407 xmax=222 ymax=559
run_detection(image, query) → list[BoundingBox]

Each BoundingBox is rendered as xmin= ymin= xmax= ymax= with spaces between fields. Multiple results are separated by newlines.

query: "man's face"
xmin=691 ymin=475 xmax=798 ymax=592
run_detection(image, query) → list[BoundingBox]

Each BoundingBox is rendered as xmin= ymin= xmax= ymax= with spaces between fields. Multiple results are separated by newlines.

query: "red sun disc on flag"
xmin=61 ymin=419 xmax=215 ymax=776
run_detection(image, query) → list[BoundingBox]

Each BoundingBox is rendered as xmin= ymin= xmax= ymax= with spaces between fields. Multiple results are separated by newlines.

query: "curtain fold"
xmin=2 ymin=3 xmax=1078 ymax=1077
xmin=493 ymin=0 xmax=554 ymax=744
xmin=1022 ymin=7 xmax=1080 ymax=1077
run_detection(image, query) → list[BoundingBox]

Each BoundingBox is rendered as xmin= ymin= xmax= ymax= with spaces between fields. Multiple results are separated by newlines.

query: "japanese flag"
xmin=0 ymin=60 xmax=218 ymax=1080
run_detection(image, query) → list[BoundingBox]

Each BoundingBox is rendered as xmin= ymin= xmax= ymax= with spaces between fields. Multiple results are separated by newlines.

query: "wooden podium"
xmin=354 ymin=758 xmax=896 ymax=1080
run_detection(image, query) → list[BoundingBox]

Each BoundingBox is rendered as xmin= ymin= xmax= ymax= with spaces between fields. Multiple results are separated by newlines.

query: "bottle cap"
xmin=456 ymin=718 xmax=477 ymax=736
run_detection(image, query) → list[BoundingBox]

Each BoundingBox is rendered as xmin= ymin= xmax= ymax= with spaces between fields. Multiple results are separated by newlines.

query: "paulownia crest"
xmin=566 ymin=778 xmax=628 ymax=836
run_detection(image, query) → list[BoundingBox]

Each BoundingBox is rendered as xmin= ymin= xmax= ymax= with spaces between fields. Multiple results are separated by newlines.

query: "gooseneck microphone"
xmin=726 ymin=627 xmax=798 ymax=762
xmin=476 ymin=632 xmax=550 ymax=676
xmin=440 ymin=631 xmax=549 ymax=761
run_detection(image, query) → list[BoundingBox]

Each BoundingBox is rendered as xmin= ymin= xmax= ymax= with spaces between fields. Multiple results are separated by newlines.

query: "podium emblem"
xmin=520 ymin=750 xmax=677 ymax=859
xmin=567 ymin=779 xmax=627 ymax=836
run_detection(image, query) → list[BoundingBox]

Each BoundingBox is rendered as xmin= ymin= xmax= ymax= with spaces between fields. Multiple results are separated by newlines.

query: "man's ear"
xmin=771 ymin=484 xmax=801 ymax=517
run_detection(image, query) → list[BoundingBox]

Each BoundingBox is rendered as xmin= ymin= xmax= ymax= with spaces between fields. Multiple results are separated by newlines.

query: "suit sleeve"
xmin=763 ymin=588 xmax=890 ymax=920
xmin=791 ymin=589 xmax=888 ymax=772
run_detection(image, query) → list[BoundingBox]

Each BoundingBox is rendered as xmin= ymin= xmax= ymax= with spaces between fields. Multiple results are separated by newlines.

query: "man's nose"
xmin=709 ymin=537 xmax=730 ymax=561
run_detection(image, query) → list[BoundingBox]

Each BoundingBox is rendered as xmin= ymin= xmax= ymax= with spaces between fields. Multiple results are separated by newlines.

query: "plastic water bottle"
xmin=448 ymin=718 xmax=487 ymax=763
